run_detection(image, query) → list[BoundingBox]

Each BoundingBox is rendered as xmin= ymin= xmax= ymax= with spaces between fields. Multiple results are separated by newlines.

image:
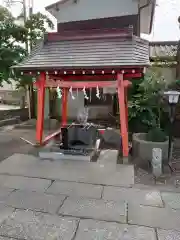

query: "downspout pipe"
xmin=138 ymin=0 xmax=155 ymax=35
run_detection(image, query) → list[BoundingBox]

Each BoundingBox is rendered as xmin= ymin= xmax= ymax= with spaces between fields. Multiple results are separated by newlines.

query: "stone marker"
xmin=152 ymin=148 xmax=162 ymax=178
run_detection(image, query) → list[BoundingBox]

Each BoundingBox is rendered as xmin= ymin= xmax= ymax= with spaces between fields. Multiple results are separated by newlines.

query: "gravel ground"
xmin=134 ymin=139 xmax=180 ymax=188
xmin=0 ymin=128 xmax=35 ymax=162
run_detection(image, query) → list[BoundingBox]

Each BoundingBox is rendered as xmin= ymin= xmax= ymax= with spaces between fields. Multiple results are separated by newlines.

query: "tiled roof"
xmin=13 ymin=32 xmax=150 ymax=71
xmin=149 ymin=41 xmax=178 ymax=60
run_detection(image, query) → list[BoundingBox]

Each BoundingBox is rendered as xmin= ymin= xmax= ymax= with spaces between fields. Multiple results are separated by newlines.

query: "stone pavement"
xmin=0 ymin=154 xmax=179 ymax=239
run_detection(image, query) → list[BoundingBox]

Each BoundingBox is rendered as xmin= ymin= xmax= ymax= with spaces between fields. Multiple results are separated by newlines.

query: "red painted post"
xmin=117 ymin=74 xmax=129 ymax=163
xmin=124 ymin=88 xmax=128 ymax=132
xmin=62 ymin=88 xmax=68 ymax=126
xmin=36 ymin=72 xmax=46 ymax=145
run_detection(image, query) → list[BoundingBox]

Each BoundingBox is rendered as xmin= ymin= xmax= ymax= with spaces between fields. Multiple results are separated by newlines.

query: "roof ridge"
xmin=150 ymin=41 xmax=178 ymax=46
xmin=45 ymin=27 xmax=133 ymax=42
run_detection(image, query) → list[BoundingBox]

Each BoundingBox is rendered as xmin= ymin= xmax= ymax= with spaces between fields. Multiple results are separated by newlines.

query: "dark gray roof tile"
xmin=14 ymin=35 xmax=150 ymax=70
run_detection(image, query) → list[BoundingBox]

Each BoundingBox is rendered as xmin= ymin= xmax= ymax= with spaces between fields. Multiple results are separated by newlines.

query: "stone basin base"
xmin=132 ymin=133 xmax=169 ymax=168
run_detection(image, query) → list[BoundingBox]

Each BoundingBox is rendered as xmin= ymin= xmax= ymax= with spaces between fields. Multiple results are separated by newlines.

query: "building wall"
xmin=0 ymin=80 xmax=25 ymax=105
xmin=53 ymin=91 xmax=112 ymax=120
xmin=57 ymin=15 xmax=138 ymax=34
xmin=0 ymin=80 xmax=17 ymax=91
xmin=50 ymin=0 xmax=138 ymax=24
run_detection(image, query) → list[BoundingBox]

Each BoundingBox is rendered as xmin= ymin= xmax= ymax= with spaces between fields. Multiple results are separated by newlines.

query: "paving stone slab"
xmin=59 ymin=197 xmax=127 ymax=223
xmin=0 ymin=154 xmax=134 ymax=186
xmin=0 ymin=210 xmax=79 ymax=240
xmin=103 ymin=186 xmax=163 ymax=207
xmin=46 ymin=181 xmax=103 ymax=199
xmin=161 ymin=192 xmax=180 ymax=210
xmin=0 ymin=188 xmax=14 ymax=203
xmin=128 ymin=204 xmax=180 ymax=231
xmin=0 ymin=175 xmax=51 ymax=192
xmin=157 ymin=229 xmax=180 ymax=240
xmin=5 ymin=190 xmax=66 ymax=214
xmin=75 ymin=219 xmax=156 ymax=240
xmin=0 ymin=237 xmax=15 ymax=239
xmin=0 ymin=205 xmax=14 ymax=225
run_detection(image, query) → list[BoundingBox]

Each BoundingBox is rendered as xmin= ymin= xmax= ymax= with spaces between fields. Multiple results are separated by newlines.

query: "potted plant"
xmin=132 ymin=128 xmax=169 ymax=168
xmin=130 ymin=68 xmax=170 ymax=168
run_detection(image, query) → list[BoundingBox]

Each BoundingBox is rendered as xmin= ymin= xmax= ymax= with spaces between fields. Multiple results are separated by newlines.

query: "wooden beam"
xmin=46 ymin=80 xmax=118 ymax=88
xmin=36 ymin=72 xmax=46 ymax=145
xmin=62 ymin=88 xmax=68 ymax=126
xmin=42 ymin=129 xmax=61 ymax=146
xmin=48 ymin=73 xmax=142 ymax=81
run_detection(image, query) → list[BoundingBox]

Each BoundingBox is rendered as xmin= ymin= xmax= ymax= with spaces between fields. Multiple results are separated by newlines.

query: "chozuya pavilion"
xmin=13 ymin=26 xmax=150 ymax=163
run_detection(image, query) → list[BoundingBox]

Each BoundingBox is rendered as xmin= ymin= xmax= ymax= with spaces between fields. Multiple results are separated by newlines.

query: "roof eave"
xmin=45 ymin=0 xmax=69 ymax=11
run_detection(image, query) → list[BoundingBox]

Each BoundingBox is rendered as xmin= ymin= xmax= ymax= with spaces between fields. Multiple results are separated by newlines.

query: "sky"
xmin=1 ymin=0 xmax=180 ymax=41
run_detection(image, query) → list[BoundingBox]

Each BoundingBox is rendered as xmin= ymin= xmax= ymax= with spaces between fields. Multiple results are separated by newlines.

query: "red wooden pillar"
xmin=36 ymin=72 xmax=46 ymax=145
xmin=117 ymin=74 xmax=129 ymax=163
xmin=124 ymin=88 xmax=128 ymax=132
xmin=61 ymin=88 xmax=68 ymax=126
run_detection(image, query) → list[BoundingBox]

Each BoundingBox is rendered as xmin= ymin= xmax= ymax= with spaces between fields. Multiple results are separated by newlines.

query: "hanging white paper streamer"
xmin=96 ymin=86 xmax=100 ymax=99
xmin=69 ymin=86 xmax=75 ymax=100
xmin=56 ymin=86 xmax=62 ymax=99
xmin=83 ymin=87 xmax=89 ymax=100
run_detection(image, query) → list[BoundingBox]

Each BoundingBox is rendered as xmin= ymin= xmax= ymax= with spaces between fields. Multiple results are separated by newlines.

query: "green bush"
xmin=128 ymin=67 xmax=170 ymax=133
xmin=146 ymin=128 xmax=167 ymax=142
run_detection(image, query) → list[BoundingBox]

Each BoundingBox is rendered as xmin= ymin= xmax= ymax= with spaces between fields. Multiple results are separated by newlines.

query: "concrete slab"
xmin=128 ymin=204 xmax=180 ymax=231
xmin=59 ymin=197 xmax=127 ymax=223
xmin=5 ymin=190 xmax=66 ymax=214
xmin=75 ymin=219 xmax=156 ymax=240
xmin=0 ymin=210 xmax=79 ymax=240
xmin=0 ymin=175 xmax=51 ymax=192
xmin=0 ymin=237 xmax=15 ymax=239
xmin=46 ymin=181 xmax=103 ymax=199
xmin=0 ymin=154 xmax=134 ymax=187
xmin=103 ymin=186 xmax=163 ymax=207
xmin=161 ymin=192 xmax=180 ymax=210
xmin=39 ymin=151 xmax=93 ymax=161
xmin=0 ymin=188 xmax=14 ymax=202
xmin=157 ymin=229 xmax=180 ymax=240
xmin=0 ymin=205 xmax=14 ymax=225
xmin=97 ymin=150 xmax=118 ymax=166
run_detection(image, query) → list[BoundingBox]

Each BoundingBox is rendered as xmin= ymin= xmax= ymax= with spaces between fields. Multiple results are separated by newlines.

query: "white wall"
xmin=67 ymin=91 xmax=84 ymax=118
xmin=57 ymin=90 xmax=112 ymax=120
xmin=0 ymin=80 xmax=17 ymax=91
xmin=48 ymin=0 xmax=139 ymax=23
